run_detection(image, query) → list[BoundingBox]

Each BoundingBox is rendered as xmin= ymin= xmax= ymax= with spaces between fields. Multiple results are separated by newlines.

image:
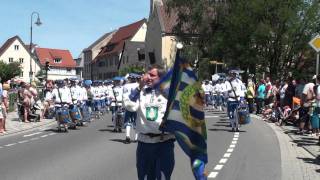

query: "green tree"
xmin=119 ymin=65 xmax=144 ymax=76
xmin=166 ymin=0 xmax=320 ymax=80
xmin=0 ymin=61 xmax=22 ymax=82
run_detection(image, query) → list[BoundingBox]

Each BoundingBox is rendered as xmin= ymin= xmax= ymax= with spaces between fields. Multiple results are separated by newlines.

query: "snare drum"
xmin=238 ymin=103 xmax=251 ymax=125
xmin=56 ymin=106 xmax=71 ymax=124
xmin=69 ymin=105 xmax=82 ymax=121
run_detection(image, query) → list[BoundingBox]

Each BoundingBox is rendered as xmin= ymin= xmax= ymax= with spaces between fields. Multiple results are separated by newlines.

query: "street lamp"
xmin=29 ymin=11 xmax=42 ymax=83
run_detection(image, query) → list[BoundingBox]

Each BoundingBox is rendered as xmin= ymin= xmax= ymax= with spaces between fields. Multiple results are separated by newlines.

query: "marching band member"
xmin=123 ymin=74 xmax=139 ymax=143
xmin=226 ymin=70 xmax=246 ymax=132
xmin=110 ymin=79 xmax=124 ymax=132
xmin=202 ymin=80 xmax=212 ymax=107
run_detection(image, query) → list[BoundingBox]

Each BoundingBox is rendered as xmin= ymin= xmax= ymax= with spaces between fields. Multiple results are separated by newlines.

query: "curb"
xmin=251 ymin=114 xmax=319 ymax=159
xmin=0 ymin=120 xmax=56 ymax=137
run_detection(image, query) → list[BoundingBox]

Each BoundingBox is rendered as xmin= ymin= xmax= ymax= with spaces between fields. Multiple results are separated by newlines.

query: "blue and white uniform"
xmin=125 ymin=87 xmax=175 ymax=180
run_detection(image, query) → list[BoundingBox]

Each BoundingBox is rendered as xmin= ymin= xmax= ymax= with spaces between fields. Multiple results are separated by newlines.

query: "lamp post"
xmin=29 ymin=11 xmax=42 ymax=83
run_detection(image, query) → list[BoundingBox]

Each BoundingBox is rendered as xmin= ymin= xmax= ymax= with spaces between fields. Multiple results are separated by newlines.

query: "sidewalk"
xmin=252 ymin=114 xmax=319 ymax=158
xmin=0 ymin=111 xmax=56 ymax=136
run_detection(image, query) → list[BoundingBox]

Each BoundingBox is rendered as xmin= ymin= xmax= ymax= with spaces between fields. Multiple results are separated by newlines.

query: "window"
xmin=54 ymin=58 xmax=62 ymax=63
xmin=19 ymin=58 xmax=24 ymax=63
xmin=20 ymin=72 xmax=23 ymax=77
xmin=9 ymin=57 xmax=13 ymax=63
xmin=14 ymin=45 xmax=19 ymax=50
xmin=67 ymin=68 xmax=71 ymax=72
xmin=149 ymin=52 xmax=156 ymax=64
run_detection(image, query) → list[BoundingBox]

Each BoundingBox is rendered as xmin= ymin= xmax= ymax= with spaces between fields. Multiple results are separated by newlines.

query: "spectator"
xmin=246 ymin=79 xmax=255 ymax=113
xmin=0 ymin=84 xmax=9 ymax=134
xmin=295 ymin=78 xmax=306 ymax=99
xmin=265 ymin=77 xmax=273 ymax=106
xmin=256 ymin=79 xmax=266 ymax=114
xmin=283 ymin=78 xmax=296 ymax=108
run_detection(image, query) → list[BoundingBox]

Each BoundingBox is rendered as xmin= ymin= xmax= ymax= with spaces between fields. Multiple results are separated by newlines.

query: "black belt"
xmin=143 ymin=133 xmax=162 ymax=138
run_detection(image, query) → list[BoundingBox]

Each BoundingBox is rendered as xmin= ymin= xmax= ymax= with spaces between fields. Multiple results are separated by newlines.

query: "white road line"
xmin=41 ymin=135 xmax=48 ymax=138
xmin=0 ymin=146 xmax=3 ymax=148
xmin=208 ymin=172 xmax=219 ymax=178
xmin=234 ymin=132 xmax=240 ymax=135
xmin=223 ymin=153 xmax=231 ymax=158
xmin=48 ymin=133 xmax=56 ymax=136
xmin=227 ymin=148 xmax=234 ymax=153
xmin=233 ymin=137 xmax=239 ymax=141
xmin=230 ymin=144 xmax=236 ymax=148
xmin=23 ymin=132 xmax=42 ymax=137
xmin=205 ymin=116 xmax=219 ymax=118
xmin=234 ymin=134 xmax=239 ymax=138
xmin=231 ymin=141 xmax=237 ymax=144
xmin=30 ymin=137 xmax=39 ymax=141
xmin=5 ymin=143 xmax=17 ymax=147
xmin=18 ymin=140 xmax=29 ymax=144
xmin=219 ymin=158 xmax=228 ymax=164
xmin=214 ymin=165 xmax=224 ymax=170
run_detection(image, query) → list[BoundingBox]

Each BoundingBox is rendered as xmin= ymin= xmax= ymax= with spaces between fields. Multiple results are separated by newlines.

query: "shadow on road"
xmin=292 ymin=139 xmax=318 ymax=147
xmin=208 ymin=128 xmax=247 ymax=133
xmin=98 ymin=129 xmax=124 ymax=133
xmin=296 ymin=157 xmax=320 ymax=166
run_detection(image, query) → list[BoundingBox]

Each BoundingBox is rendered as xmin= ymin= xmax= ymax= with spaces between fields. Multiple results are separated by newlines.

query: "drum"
xmin=69 ymin=105 xmax=82 ymax=121
xmin=56 ymin=106 xmax=71 ymax=124
xmin=80 ymin=103 xmax=91 ymax=122
xmin=237 ymin=103 xmax=251 ymax=125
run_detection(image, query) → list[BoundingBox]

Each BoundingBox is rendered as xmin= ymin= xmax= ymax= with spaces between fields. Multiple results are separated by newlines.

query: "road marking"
xmin=234 ymin=134 xmax=239 ymax=138
xmin=30 ymin=137 xmax=39 ymax=141
xmin=231 ymin=141 xmax=237 ymax=144
xmin=214 ymin=165 xmax=224 ymax=170
xmin=208 ymin=172 xmax=219 ymax=178
xmin=230 ymin=144 xmax=236 ymax=148
xmin=223 ymin=153 xmax=231 ymax=158
xmin=41 ymin=135 xmax=48 ymax=138
xmin=24 ymin=132 xmax=42 ymax=137
xmin=227 ymin=148 xmax=234 ymax=153
xmin=205 ymin=116 xmax=219 ymax=118
xmin=5 ymin=143 xmax=17 ymax=147
xmin=233 ymin=137 xmax=239 ymax=141
xmin=235 ymin=132 xmax=240 ymax=135
xmin=18 ymin=140 xmax=29 ymax=144
xmin=219 ymin=158 xmax=228 ymax=164
xmin=0 ymin=146 xmax=3 ymax=149
xmin=48 ymin=133 xmax=56 ymax=136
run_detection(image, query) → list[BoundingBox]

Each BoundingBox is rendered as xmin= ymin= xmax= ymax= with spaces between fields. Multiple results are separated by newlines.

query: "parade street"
xmin=1 ymin=109 xmax=312 ymax=180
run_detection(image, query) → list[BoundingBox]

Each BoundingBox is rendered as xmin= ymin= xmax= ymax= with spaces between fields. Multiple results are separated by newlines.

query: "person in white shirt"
xmin=225 ymin=70 xmax=246 ymax=132
xmin=124 ymin=66 xmax=175 ymax=180
xmin=110 ymin=79 xmax=124 ymax=132
xmin=52 ymin=80 xmax=72 ymax=126
xmin=123 ymin=75 xmax=139 ymax=143
xmin=202 ymin=80 xmax=211 ymax=107
xmin=215 ymin=79 xmax=225 ymax=111
xmin=91 ymin=81 xmax=101 ymax=112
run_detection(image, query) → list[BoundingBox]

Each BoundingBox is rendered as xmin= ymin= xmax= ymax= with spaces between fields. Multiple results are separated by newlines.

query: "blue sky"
xmin=0 ymin=0 xmax=149 ymax=57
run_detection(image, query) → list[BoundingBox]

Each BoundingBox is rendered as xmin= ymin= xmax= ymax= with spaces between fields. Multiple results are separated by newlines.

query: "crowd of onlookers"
xmin=253 ymin=75 xmax=320 ymax=143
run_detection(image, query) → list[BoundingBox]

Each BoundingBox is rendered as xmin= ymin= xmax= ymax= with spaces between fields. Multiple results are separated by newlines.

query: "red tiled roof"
xmin=94 ymin=19 xmax=146 ymax=61
xmin=35 ymin=48 xmax=76 ymax=68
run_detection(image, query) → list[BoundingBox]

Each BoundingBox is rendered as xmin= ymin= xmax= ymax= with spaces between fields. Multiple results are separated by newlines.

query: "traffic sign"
xmin=309 ymin=35 xmax=320 ymax=52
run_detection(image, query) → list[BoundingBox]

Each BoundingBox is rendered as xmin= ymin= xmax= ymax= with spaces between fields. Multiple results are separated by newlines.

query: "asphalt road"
xmin=0 ymin=109 xmax=281 ymax=180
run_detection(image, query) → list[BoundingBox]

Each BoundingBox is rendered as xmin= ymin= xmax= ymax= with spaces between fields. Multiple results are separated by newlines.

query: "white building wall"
xmin=47 ymin=67 xmax=77 ymax=80
xmin=0 ymin=39 xmax=40 ymax=82
xmin=131 ymin=23 xmax=147 ymax=42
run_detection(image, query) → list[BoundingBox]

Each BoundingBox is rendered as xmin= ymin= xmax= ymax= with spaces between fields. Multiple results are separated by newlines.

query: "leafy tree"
xmin=119 ymin=65 xmax=144 ymax=76
xmin=0 ymin=61 xmax=22 ymax=83
xmin=166 ymin=0 xmax=320 ymax=80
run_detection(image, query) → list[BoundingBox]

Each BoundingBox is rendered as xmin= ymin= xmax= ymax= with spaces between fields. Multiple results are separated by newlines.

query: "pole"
xmin=29 ymin=18 xmax=33 ymax=83
xmin=317 ymin=53 xmax=319 ymax=84
xmin=215 ymin=63 xmax=218 ymax=74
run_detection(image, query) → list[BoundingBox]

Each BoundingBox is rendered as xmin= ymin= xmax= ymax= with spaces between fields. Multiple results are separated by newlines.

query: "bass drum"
xmin=56 ymin=107 xmax=71 ymax=124
xmin=69 ymin=105 xmax=82 ymax=121
xmin=237 ymin=103 xmax=251 ymax=125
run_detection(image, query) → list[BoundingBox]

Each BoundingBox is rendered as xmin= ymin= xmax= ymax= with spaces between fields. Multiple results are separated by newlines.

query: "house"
xmin=145 ymin=0 xmax=179 ymax=70
xmin=74 ymin=54 xmax=84 ymax=79
xmin=82 ymin=31 xmax=115 ymax=80
xmin=0 ymin=36 xmax=41 ymax=82
xmin=35 ymin=47 xmax=77 ymax=80
xmin=92 ymin=19 xmax=147 ymax=80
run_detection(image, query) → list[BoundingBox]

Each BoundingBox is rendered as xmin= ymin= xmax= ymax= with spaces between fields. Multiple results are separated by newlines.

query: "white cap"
xmin=313 ymin=75 xmax=317 ymax=80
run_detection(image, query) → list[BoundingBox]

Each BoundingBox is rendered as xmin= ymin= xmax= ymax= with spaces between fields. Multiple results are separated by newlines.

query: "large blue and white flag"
xmin=156 ymin=53 xmax=207 ymax=179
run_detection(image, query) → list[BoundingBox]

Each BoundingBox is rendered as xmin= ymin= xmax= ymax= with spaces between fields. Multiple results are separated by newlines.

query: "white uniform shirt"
xmin=81 ymin=87 xmax=88 ymax=101
xmin=91 ymin=87 xmax=101 ymax=100
xmin=225 ymin=78 xmax=246 ymax=101
xmin=202 ymin=83 xmax=211 ymax=95
xmin=52 ymin=87 xmax=72 ymax=104
xmin=111 ymin=86 xmax=123 ymax=106
xmin=214 ymin=83 xmax=224 ymax=95
xmin=123 ymin=82 xmax=139 ymax=112
xmin=124 ymin=88 xmax=175 ymax=143
xmin=70 ymin=85 xmax=82 ymax=102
